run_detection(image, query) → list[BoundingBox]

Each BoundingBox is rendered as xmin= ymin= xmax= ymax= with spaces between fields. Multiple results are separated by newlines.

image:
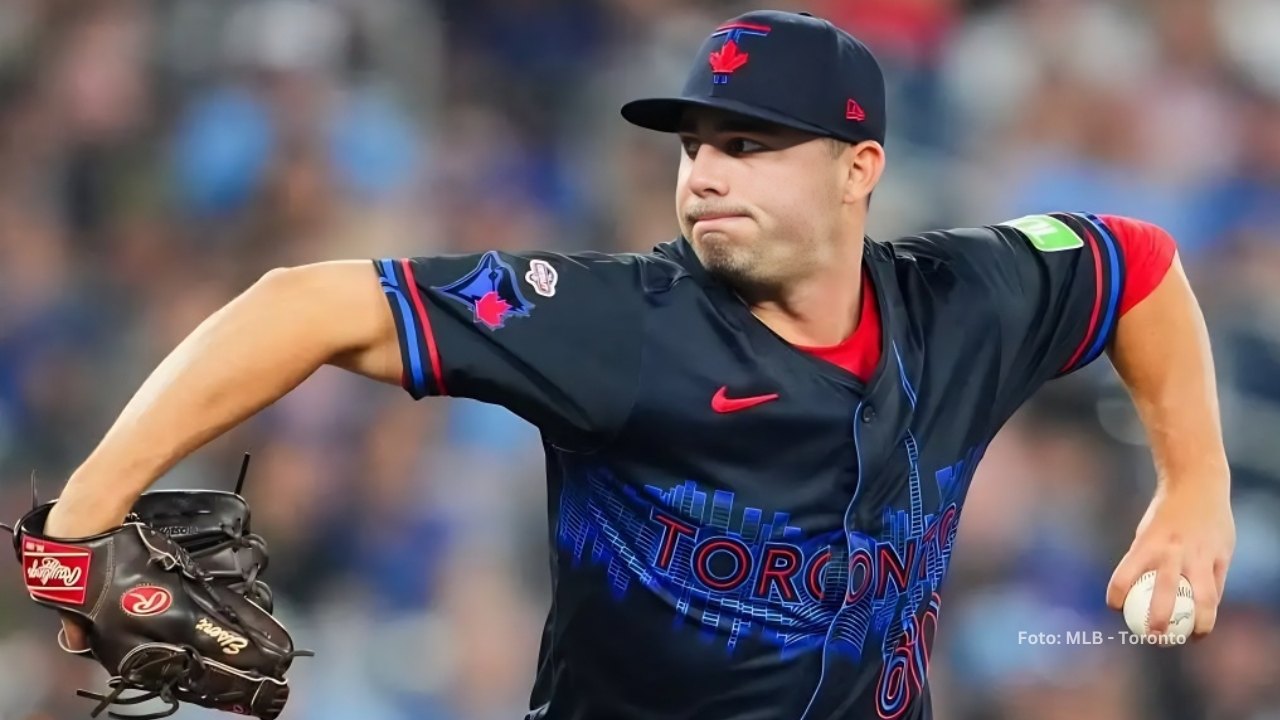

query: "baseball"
xmin=1123 ymin=570 xmax=1196 ymax=642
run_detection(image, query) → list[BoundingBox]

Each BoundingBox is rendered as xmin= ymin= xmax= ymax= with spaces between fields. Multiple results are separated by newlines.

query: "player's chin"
xmin=691 ymin=223 xmax=757 ymax=255
xmin=692 ymin=232 xmax=749 ymax=266
xmin=694 ymin=239 xmax=761 ymax=283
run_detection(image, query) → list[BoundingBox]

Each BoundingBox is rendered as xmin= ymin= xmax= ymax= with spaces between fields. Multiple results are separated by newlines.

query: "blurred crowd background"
xmin=0 ymin=0 xmax=1278 ymax=718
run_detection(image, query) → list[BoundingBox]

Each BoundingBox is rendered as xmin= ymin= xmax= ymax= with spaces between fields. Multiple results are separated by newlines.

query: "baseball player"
xmin=35 ymin=10 xmax=1233 ymax=720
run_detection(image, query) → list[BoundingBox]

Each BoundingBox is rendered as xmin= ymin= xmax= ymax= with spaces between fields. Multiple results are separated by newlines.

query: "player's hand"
xmin=42 ymin=503 xmax=102 ymax=655
xmin=59 ymin=616 xmax=89 ymax=653
xmin=1106 ymin=485 xmax=1235 ymax=638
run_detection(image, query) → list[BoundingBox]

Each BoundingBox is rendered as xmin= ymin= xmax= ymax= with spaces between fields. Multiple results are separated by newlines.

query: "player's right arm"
xmin=45 ymin=261 xmax=404 ymax=539
xmin=46 ymin=249 xmax=654 ymax=540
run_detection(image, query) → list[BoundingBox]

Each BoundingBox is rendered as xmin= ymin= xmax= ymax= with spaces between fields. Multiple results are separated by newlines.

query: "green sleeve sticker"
xmin=998 ymin=214 xmax=1084 ymax=252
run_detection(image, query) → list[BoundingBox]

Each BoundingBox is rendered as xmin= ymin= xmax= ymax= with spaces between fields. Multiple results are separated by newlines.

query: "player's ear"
xmin=842 ymin=140 xmax=884 ymax=206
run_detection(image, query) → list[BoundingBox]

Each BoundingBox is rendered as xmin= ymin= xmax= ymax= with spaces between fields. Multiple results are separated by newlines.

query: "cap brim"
xmin=621 ymin=96 xmax=838 ymax=140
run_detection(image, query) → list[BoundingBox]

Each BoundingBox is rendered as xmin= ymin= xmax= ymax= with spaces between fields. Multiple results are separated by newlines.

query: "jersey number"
xmin=875 ymin=592 xmax=941 ymax=719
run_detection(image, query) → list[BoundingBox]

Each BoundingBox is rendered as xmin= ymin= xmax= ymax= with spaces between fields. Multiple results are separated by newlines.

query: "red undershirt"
xmin=794 ymin=267 xmax=883 ymax=380
xmin=796 ymin=215 xmax=1178 ymax=380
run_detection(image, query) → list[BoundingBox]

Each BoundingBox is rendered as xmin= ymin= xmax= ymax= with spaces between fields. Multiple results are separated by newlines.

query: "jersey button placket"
xmin=847 ymin=403 xmax=874 ymax=495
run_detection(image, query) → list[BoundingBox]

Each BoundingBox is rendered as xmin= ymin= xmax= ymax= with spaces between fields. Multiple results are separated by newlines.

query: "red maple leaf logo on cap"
xmin=709 ymin=40 xmax=750 ymax=74
xmin=474 ymin=291 xmax=512 ymax=329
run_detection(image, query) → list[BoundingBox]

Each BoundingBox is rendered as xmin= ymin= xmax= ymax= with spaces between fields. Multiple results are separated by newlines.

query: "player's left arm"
xmin=982 ymin=212 xmax=1232 ymax=639
xmin=1099 ymin=218 xmax=1233 ymax=640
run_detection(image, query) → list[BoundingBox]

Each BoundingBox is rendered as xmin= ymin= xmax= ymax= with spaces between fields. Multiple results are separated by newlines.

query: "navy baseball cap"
xmin=621 ymin=10 xmax=886 ymax=146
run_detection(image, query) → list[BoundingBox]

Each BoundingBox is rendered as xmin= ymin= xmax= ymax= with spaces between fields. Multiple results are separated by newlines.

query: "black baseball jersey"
xmin=373 ymin=211 xmax=1126 ymax=720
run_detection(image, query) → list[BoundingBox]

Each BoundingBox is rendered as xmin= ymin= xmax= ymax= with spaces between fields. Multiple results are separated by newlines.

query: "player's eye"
xmin=725 ymin=137 xmax=767 ymax=155
xmin=680 ymin=137 xmax=701 ymax=158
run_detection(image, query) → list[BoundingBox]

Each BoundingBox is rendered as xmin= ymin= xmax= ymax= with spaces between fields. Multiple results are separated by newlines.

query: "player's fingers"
xmin=1146 ymin=555 xmax=1181 ymax=635
xmin=1106 ymin=553 xmax=1145 ymax=610
xmin=1186 ymin=560 xmax=1219 ymax=637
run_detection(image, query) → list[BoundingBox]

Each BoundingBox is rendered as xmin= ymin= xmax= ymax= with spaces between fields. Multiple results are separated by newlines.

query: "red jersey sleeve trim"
xmin=1098 ymin=214 xmax=1177 ymax=316
xmin=1057 ymin=215 xmax=1111 ymax=374
xmin=400 ymin=258 xmax=448 ymax=396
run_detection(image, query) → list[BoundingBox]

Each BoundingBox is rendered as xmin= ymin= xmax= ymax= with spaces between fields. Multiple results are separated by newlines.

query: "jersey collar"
xmin=653 ymin=235 xmax=908 ymax=396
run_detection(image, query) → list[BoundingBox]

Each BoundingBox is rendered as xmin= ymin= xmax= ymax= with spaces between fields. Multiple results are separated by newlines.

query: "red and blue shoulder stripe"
xmin=1052 ymin=212 xmax=1177 ymax=375
xmin=374 ymin=259 xmax=446 ymax=397
xmin=1052 ymin=212 xmax=1125 ymax=375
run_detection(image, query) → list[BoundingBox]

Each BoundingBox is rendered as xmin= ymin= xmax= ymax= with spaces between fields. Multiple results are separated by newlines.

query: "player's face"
xmin=675 ymin=109 xmax=849 ymax=291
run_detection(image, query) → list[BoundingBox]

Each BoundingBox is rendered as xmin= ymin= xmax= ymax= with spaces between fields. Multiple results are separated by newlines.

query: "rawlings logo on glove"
xmin=121 ymin=586 xmax=173 ymax=617
xmin=23 ymin=539 xmax=92 ymax=603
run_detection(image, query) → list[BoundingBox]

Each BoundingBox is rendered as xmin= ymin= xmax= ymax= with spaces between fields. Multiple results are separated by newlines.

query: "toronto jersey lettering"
xmin=374 ymin=212 xmax=1136 ymax=720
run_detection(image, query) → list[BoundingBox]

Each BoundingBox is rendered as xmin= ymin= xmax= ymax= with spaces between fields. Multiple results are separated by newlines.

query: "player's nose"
xmin=686 ymin=144 xmax=731 ymax=198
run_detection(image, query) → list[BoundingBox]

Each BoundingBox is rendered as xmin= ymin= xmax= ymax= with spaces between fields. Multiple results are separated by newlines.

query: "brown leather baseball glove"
xmin=7 ymin=496 xmax=311 ymax=720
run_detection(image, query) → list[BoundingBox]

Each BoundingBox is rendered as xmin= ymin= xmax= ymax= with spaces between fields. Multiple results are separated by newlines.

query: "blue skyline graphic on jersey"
xmin=834 ymin=438 xmax=982 ymax=659
xmin=792 ymin=346 xmax=986 ymax=719
xmin=556 ymin=440 xmax=984 ymax=666
xmin=801 ymin=436 xmax=985 ymax=720
xmin=555 ymin=410 xmax=986 ymax=688
xmin=557 ymin=471 xmax=842 ymax=656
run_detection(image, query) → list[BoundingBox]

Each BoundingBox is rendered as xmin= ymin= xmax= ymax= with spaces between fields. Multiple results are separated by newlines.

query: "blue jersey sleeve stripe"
xmin=376 ymin=258 xmax=427 ymax=397
xmin=1052 ymin=214 xmax=1105 ymax=374
xmin=1080 ymin=213 xmax=1124 ymax=367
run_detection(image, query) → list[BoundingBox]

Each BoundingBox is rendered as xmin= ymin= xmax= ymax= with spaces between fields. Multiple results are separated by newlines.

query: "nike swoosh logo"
xmin=711 ymin=386 xmax=779 ymax=413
